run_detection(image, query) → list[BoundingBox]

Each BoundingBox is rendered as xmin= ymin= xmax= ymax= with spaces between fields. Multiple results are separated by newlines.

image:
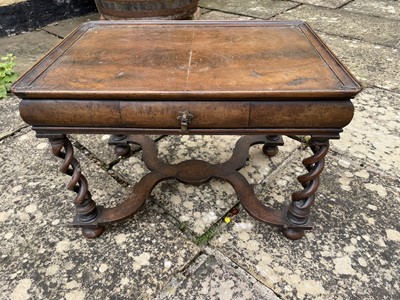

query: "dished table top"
xmin=12 ymin=20 xmax=361 ymax=101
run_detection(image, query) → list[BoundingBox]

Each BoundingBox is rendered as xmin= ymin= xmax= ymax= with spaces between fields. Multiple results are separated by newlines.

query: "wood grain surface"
xmin=12 ymin=21 xmax=361 ymax=100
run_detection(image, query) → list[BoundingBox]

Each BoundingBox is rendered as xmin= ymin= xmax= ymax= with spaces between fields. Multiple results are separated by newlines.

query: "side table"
xmin=12 ymin=20 xmax=361 ymax=240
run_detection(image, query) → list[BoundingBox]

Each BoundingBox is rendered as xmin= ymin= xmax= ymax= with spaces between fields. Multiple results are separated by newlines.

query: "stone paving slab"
xmin=0 ymin=95 xmax=26 ymax=140
xmin=41 ymin=13 xmax=99 ymax=38
xmin=342 ymin=0 xmax=400 ymax=20
xmin=0 ymin=130 xmax=200 ymax=300
xmin=199 ymin=0 xmax=299 ymax=19
xmin=331 ymin=87 xmax=400 ymax=177
xmin=72 ymin=134 xmax=162 ymax=168
xmin=157 ymin=251 xmax=279 ymax=299
xmin=0 ymin=30 xmax=60 ymax=75
xmin=319 ymin=32 xmax=400 ymax=93
xmin=210 ymin=151 xmax=400 ymax=299
xmin=200 ymin=10 xmax=255 ymax=20
xmin=290 ymin=0 xmax=351 ymax=9
xmin=274 ymin=4 xmax=400 ymax=47
xmin=113 ymin=135 xmax=298 ymax=236
xmin=72 ymin=134 xmax=119 ymax=168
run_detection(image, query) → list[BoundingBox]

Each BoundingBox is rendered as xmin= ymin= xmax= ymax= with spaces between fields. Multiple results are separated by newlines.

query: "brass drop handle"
xmin=177 ymin=110 xmax=193 ymax=132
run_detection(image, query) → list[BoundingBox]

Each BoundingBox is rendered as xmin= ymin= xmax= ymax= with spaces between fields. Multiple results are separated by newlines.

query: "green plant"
xmin=195 ymin=227 xmax=218 ymax=246
xmin=0 ymin=53 xmax=18 ymax=99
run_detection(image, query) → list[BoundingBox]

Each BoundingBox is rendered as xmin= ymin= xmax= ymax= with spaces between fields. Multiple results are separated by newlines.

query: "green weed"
xmin=0 ymin=53 xmax=18 ymax=99
xmin=195 ymin=227 xmax=218 ymax=246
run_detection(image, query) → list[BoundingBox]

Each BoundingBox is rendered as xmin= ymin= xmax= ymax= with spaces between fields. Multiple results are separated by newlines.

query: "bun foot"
xmin=114 ymin=145 xmax=130 ymax=157
xmin=283 ymin=228 xmax=305 ymax=240
xmin=262 ymin=144 xmax=279 ymax=157
xmin=82 ymin=226 xmax=106 ymax=239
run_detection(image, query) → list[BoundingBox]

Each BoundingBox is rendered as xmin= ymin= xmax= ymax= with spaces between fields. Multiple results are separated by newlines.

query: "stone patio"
xmin=1 ymin=1 xmax=399 ymax=299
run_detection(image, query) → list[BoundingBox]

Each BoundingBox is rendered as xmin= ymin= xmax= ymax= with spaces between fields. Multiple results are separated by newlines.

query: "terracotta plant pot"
xmin=94 ymin=0 xmax=199 ymax=20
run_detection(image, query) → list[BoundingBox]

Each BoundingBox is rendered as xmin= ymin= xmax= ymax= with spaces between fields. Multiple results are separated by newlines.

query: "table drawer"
xmin=19 ymin=100 xmax=250 ymax=129
xmin=249 ymin=101 xmax=354 ymax=128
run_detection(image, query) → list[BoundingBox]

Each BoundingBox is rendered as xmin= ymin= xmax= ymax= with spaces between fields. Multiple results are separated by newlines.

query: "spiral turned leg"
xmin=283 ymin=138 xmax=330 ymax=240
xmin=49 ymin=135 xmax=105 ymax=239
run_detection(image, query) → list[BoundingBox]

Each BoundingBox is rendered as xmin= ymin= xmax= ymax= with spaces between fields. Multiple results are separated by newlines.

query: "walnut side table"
xmin=12 ymin=21 xmax=361 ymax=240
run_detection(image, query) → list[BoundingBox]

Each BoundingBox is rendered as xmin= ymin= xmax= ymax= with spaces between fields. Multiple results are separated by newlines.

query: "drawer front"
xmin=19 ymin=100 xmax=249 ymax=129
xmin=120 ymin=101 xmax=249 ymax=128
xmin=249 ymin=101 xmax=354 ymax=128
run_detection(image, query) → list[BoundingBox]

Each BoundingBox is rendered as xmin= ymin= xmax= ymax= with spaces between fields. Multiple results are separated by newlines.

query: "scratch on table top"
xmin=185 ymin=30 xmax=195 ymax=91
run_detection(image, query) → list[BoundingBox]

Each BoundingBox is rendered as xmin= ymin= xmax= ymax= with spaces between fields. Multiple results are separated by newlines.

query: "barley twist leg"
xmin=283 ymin=138 xmax=329 ymax=240
xmin=49 ymin=135 xmax=105 ymax=238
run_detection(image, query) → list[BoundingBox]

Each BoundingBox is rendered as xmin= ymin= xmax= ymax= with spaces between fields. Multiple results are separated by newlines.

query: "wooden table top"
xmin=12 ymin=20 xmax=360 ymax=101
